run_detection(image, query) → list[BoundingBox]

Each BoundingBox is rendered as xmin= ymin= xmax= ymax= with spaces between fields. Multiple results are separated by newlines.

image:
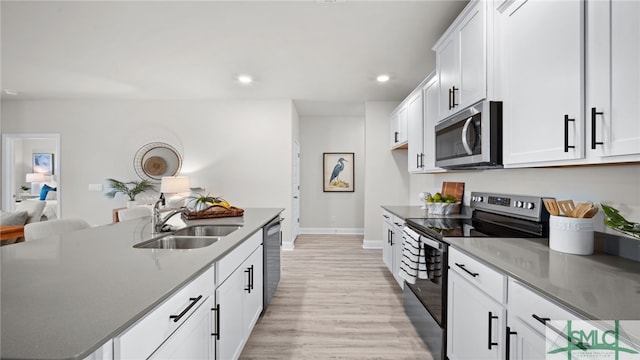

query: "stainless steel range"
xmin=402 ymin=192 xmax=550 ymax=360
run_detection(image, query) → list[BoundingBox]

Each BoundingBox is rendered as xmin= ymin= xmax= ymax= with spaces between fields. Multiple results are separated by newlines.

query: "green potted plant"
xmin=20 ymin=185 xmax=30 ymax=193
xmin=105 ymin=178 xmax=155 ymax=207
xmin=187 ymin=193 xmax=229 ymax=211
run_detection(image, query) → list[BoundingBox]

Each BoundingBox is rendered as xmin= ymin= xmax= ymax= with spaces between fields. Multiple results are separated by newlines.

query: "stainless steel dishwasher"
xmin=263 ymin=216 xmax=282 ymax=312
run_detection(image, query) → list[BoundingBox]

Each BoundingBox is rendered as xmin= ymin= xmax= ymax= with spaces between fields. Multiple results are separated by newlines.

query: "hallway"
xmin=240 ymin=234 xmax=431 ymax=359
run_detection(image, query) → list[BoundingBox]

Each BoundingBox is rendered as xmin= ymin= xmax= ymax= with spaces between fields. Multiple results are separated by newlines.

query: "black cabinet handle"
xmin=211 ymin=304 xmax=220 ymax=340
xmin=455 ymin=263 xmax=479 ymax=277
xmin=394 ymin=131 xmax=399 ymax=143
xmin=531 ymin=314 xmax=587 ymax=350
xmin=448 ymin=88 xmax=453 ymax=110
xmin=532 ymin=313 xmax=550 ymax=325
xmin=244 ymin=266 xmax=253 ymax=293
xmin=452 ymin=86 xmax=458 ymax=108
xmin=169 ymin=295 xmax=202 ymax=323
xmin=488 ymin=312 xmax=499 ymax=349
xmin=505 ymin=326 xmax=517 ymax=360
xmin=564 ymin=114 xmax=576 ymax=152
xmin=416 ymin=153 xmax=420 ymax=168
xmin=390 ymin=230 xmax=394 ymax=246
xmin=250 ymin=265 xmax=254 ymax=291
xmin=591 ymin=107 xmax=604 ymax=149
xmin=383 ymin=215 xmax=390 ymax=219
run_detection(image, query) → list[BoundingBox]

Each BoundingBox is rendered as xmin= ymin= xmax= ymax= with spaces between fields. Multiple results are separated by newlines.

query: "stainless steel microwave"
xmin=434 ymin=101 xmax=503 ymax=169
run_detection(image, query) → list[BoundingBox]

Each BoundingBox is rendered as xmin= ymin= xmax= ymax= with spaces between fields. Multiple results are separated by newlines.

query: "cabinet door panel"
xmin=459 ymin=1 xmax=486 ymax=109
xmin=407 ymin=92 xmax=424 ymax=172
xmin=502 ymin=0 xmax=584 ymax=165
xmin=447 ymin=270 xmax=504 ymax=360
xmin=149 ymin=296 xmax=213 ymax=360
xmin=507 ymin=316 xmax=547 ymax=360
xmin=216 ymin=268 xmax=245 ymax=360
xmin=438 ymin=35 xmax=459 ymax=120
xmin=382 ymin=215 xmax=393 ymax=271
xmin=608 ymin=0 xmax=640 ymax=156
xmin=244 ymin=247 xmax=264 ymax=333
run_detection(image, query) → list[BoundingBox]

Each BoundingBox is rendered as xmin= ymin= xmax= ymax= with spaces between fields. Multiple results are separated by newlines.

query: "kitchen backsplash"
xmin=410 ymin=163 xmax=640 ymax=235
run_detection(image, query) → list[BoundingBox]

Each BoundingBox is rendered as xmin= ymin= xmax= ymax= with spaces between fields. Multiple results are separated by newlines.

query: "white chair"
xmin=24 ymin=218 xmax=90 ymax=242
xmin=118 ymin=206 xmax=152 ymax=221
xmin=15 ymin=200 xmax=46 ymax=224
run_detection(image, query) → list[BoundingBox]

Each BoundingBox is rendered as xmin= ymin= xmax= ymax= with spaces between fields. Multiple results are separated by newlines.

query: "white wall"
xmin=299 ymin=115 xmax=365 ymax=232
xmin=1 ymin=99 xmax=294 ymax=242
xmin=363 ymin=101 xmax=409 ymax=248
xmin=410 ymin=165 xmax=640 ymax=233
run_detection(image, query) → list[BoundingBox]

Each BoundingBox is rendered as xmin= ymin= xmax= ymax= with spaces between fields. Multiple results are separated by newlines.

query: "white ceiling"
xmin=0 ymin=1 xmax=467 ymax=116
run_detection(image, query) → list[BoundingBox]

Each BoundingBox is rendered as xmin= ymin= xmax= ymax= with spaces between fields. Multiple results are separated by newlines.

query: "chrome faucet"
xmin=151 ymin=199 xmax=189 ymax=235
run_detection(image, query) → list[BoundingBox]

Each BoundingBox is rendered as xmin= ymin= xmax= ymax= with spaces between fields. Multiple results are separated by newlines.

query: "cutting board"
xmin=441 ymin=182 xmax=465 ymax=214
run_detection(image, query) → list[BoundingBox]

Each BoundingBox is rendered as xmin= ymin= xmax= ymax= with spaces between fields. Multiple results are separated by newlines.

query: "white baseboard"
xmin=362 ymin=239 xmax=383 ymax=249
xmin=299 ymin=227 xmax=364 ymax=235
xmin=282 ymin=241 xmax=295 ymax=251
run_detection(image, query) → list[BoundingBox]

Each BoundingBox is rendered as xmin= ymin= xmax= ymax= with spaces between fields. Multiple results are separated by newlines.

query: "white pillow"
xmin=45 ymin=190 xmax=57 ymax=200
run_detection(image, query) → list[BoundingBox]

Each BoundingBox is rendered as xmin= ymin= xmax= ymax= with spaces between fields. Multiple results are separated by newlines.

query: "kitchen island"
xmin=0 ymin=208 xmax=283 ymax=360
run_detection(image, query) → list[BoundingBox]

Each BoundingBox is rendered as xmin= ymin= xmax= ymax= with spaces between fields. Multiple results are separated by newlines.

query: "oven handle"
xmin=461 ymin=116 xmax=474 ymax=155
xmin=420 ymin=236 xmax=442 ymax=250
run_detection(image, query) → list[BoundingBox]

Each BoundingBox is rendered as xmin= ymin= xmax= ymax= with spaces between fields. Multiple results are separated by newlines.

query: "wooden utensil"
xmin=583 ymin=205 xmax=599 ymax=218
xmin=557 ymin=200 xmax=576 ymax=217
xmin=543 ymin=198 xmax=560 ymax=216
xmin=574 ymin=202 xmax=593 ymax=218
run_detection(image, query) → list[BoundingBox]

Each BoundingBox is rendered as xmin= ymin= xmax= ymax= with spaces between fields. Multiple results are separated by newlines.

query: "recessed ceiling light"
xmin=238 ymin=75 xmax=253 ymax=84
xmin=3 ymin=89 xmax=19 ymax=95
xmin=376 ymin=74 xmax=390 ymax=83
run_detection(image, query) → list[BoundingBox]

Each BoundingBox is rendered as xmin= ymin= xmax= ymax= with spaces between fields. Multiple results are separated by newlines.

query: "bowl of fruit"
xmin=425 ymin=192 xmax=460 ymax=215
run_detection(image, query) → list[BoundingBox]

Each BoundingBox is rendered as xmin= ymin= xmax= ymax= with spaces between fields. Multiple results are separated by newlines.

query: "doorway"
xmin=2 ymin=133 xmax=61 ymax=218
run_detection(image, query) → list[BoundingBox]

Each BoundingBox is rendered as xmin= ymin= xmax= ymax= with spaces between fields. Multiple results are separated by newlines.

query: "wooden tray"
xmin=182 ymin=206 xmax=244 ymax=220
xmin=441 ymin=181 xmax=465 ymax=214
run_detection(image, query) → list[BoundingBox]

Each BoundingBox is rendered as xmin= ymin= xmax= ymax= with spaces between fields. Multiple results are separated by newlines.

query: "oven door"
xmin=435 ymin=101 xmax=502 ymax=169
xmin=403 ymin=233 xmax=448 ymax=360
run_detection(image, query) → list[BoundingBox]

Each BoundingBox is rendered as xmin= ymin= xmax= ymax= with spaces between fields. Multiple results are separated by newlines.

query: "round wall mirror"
xmin=133 ymin=142 xmax=182 ymax=182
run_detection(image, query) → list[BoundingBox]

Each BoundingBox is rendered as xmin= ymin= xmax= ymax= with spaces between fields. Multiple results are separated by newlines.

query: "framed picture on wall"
xmin=323 ymin=152 xmax=354 ymax=192
xmin=33 ymin=153 xmax=54 ymax=174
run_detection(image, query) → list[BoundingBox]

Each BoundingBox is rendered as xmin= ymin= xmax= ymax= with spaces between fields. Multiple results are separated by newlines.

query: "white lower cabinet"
xmin=114 ymin=265 xmax=217 ymax=360
xmin=506 ymin=279 xmax=583 ymax=360
xmin=149 ymin=295 xmax=215 ymax=360
xmin=447 ymin=248 xmax=585 ymax=360
xmin=381 ymin=211 xmax=404 ymax=289
xmin=216 ymin=231 xmax=264 ymax=360
xmin=447 ymin=248 xmax=506 ymax=360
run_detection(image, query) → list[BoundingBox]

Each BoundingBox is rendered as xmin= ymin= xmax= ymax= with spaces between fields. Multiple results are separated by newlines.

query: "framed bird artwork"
xmin=323 ymin=152 xmax=354 ymax=192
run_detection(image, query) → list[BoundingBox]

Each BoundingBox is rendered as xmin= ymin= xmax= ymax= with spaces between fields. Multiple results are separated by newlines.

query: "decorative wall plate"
xmin=134 ymin=142 xmax=182 ymax=182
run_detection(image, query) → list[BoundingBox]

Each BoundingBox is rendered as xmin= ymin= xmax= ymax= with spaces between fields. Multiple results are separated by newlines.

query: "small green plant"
xmin=20 ymin=185 xmax=30 ymax=192
xmin=601 ymin=204 xmax=640 ymax=239
xmin=105 ymin=178 xmax=155 ymax=201
xmin=187 ymin=193 xmax=229 ymax=210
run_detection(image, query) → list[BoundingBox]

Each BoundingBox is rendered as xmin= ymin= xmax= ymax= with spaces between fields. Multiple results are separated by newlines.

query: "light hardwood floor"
xmin=240 ymin=234 xmax=432 ymax=359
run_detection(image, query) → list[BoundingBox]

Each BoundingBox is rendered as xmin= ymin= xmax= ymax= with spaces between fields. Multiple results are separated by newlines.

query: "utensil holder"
xmin=549 ymin=215 xmax=594 ymax=255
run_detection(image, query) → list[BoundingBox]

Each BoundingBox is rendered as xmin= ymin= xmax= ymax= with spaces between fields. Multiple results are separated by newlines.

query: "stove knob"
xmin=477 ymin=196 xmax=484 ymax=202
xmin=527 ymin=202 xmax=535 ymax=210
xmin=516 ymin=201 xmax=523 ymax=208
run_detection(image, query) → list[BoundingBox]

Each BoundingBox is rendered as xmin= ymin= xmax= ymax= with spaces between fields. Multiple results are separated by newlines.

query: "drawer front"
xmin=508 ymin=278 xmax=582 ymax=336
xmin=114 ymin=265 xmax=216 ymax=360
xmin=449 ymin=247 xmax=506 ymax=303
xmin=392 ymin=215 xmax=405 ymax=231
xmin=217 ymin=230 xmax=262 ymax=285
xmin=382 ymin=210 xmax=393 ymax=224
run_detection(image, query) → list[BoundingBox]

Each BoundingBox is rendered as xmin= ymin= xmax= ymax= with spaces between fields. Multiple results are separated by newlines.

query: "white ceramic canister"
xmin=549 ymin=215 xmax=594 ymax=255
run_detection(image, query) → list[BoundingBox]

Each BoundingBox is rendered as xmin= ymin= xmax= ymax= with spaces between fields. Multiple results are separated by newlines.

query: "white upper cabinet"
xmin=434 ymin=0 xmax=488 ymax=121
xmin=407 ymin=90 xmax=425 ymax=172
xmin=586 ymin=0 xmax=640 ymax=161
xmin=422 ymin=74 xmax=444 ymax=172
xmin=390 ymin=106 xmax=408 ymax=149
xmin=499 ymin=0 xmax=585 ymax=167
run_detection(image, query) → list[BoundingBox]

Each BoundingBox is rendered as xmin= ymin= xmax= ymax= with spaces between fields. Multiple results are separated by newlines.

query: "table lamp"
xmin=160 ymin=176 xmax=190 ymax=208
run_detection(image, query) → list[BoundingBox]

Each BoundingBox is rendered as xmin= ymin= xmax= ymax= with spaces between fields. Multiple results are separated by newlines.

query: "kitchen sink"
xmin=133 ymin=235 xmax=219 ymax=250
xmin=172 ymin=224 xmax=242 ymax=237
